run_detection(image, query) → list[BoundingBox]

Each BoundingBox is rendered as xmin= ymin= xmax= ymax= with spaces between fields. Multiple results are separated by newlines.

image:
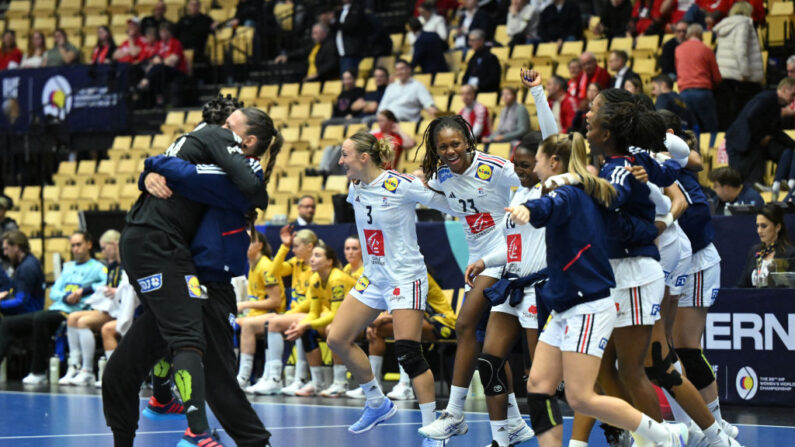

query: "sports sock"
xmin=360 ymin=378 xmax=385 ymax=408
xmin=397 ymin=364 xmax=410 ymax=385
xmin=369 ymin=355 xmax=383 ymax=383
xmin=703 ymin=421 xmax=723 ymax=443
xmin=152 ymin=358 xmax=173 ymax=404
xmin=295 ymin=339 xmax=309 ymax=382
xmin=66 ymin=326 xmax=81 ymax=368
xmin=333 ymin=364 xmax=347 ymax=383
xmin=490 ymin=419 xmax=509 ymax=446
xmin=662 ymin=388 xmax=691 ymax=424
xmin=266 ymin=331 xmax=284 ymax=379
xmin=446 ymin=385 xmax=468 ymax=419
xmin=507 ymin=392 xmax=523 ymax=423
xmin=173 ymin=350 xmax=209 ymax=435
xmin=634 ymin=414 xmax=670 ymax=444
xmin=78 ymin=328 xmax=96 ymax=372
xmin=105 ymin=350 xmax=113 ymax=360
xmin=419 ymin=401 xmax=436 ymax=426
xmin=568 ymin=441 xmax=589 ymax=447
xmin=707 ymin=398 xmax=723 ymax=424
xmin=309 ymin=366 xmax=324 ymax=388
xmin=238 ymin=353 xmax=254 ymax=381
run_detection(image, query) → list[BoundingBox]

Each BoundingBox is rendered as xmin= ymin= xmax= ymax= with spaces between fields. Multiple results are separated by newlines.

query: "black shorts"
xmin=120 ymin=225 xmax=205 ymax=352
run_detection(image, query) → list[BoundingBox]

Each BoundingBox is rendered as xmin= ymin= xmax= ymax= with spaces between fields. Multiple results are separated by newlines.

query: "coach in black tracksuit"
xmin=103 ymin=124 xmax=267 ymax=447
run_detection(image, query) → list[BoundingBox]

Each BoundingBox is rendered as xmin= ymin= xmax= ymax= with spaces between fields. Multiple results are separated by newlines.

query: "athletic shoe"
xmin=249 ymin=377 xmax=282 ymax=395
xmin=418 ymin=411 xmax=469 ymax=440
xmin=506 ymin=419 xmax=535 ymax=445
xmin=58 ymin=365 xmax=80 ymax=385
xmin=237 ymin=375 xmax=249 ymax=388
xmin=295 ymin=382 xmax=317 ymax=397
xmin=94 ymin=380 xmax=102 ymax=389
xmin=176 ymin=428 xmax=225 ymax=447
xmin=281 ymin=379 xmax=307 ymax=396
xmin=386 ymin=381 xmax=415 ymax=400
xmin=70 ymin=371 xmax=96 ymax=386
xmin=687 ymin=421 xmax=708 ymax=447
xmin=720 ymin=421 xmax=739 ymax=439
xmin=345 ymin=388 xmax=366 ymax=399
xmin=22 ymin=373 xmax=47 ymax=385
xmin=142 ymin=396 xmax=186 ymax=420
xmin=602 ymin=423 xmax=633 ymax=447
xmin=664 ymin=422 xmax=690 ymax=447
xmin=424 ymin=438 xmax=448 ymax=447
xmin=348 ymin=398 xmax=397 ymax=434
xmin=319 ymin=381 xmax=348 ymax=397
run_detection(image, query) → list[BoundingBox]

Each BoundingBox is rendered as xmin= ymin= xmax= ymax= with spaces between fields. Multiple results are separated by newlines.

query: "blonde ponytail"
xmin=349 ymin=129 xmax=394 ymax=169
xmin=569 ymin=133 xmax=616 ymax=207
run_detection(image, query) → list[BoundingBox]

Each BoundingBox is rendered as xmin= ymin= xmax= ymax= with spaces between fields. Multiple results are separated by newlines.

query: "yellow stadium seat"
xmin=414 ymin=73 xmax=432 ymax=89
xmin=321 ymin=80 xmax=342 ymax=98
xmin=280 ymin=83 xmax=300 ymax=98
xmin=277 ymin=175 xmax=300 ymax=193
xmin=264 ymin=202 xmax=288 ymax=222
xmin=585 ymin=39 xmax=609 ymax=57
xmin=97 ymin=183 xmax=120 ymax=210
xmin=58 ymin=15 xmax=82 ymax=33
xmin=488 ymin=143 xmax=512 ymax=159
xmin=494 ymin=25 xmax=510 ymax=46
xmin=289 ymin=103 xmax=311 ymax=120
xmin=6 ymin=1 xmax=31 ymax=19
xmin=132 ymin=135 xmax=151 ymax=149
xmin=634 ymin=35 xmax=660 ymax=58
xmin=287 ymin=150 xmax=311 ymax=167
xmin=311 ymin=102 xmax=332 ymax=119
xmin=184 ymin=110 xmax=203 ymax=129
xmin=83 ymin=0 xmax=108 ymax=14
xmin=300 ymin=81 xmax=321 ymax=98
xmin=7 ymin=19 xmax=31 ymax=35
xmin=116 ymin=159 xmax=138 ymax=175
xmin=358 ymin=57 xmax=374 ymax=78
xmin=21 ymin=186 xmax=42 ymax=204
xmin=302 ymin=176 xmax=323 ymax=193
xmin=323 ymin=125 xmax=345 ymax=141
xmin=84 ymin=14 xmax=110 ymax=32
xmin=509 ymin=44 xmax=533 ymax=65
xmin=314 ymin=202 xmax=334 ymax=224
xmin=300 ymin=126 xmax=321 ymax=148
xmin=491 ymin=46 xmax=510 ymax=63
xmin=108 ymin=0 xmax=134 ymax=14
xmin=77 ymin=160 xmax=96 ymax=176
xmin=345 ymin=124 xmax=366 ymax=137
xmin=432 ymin=94 xmax=450 ymax=111
xmin=534 ymin=42 xmax=558 ymax=63
xmin=633 ymin=58 xmax=657 ymax=75
xmin=478 ymin=92 xmax=498 ymax=108
xmin=219 ymin=86 xmax=238 ymax=98
xmin=34 ymin=17 xmax=57 ymax=31
xmin=43 ymin=185 xmax=60 ymax=207
xmin=324 ymin=175 xmax=348 ymax=193
xmin=399 ymin=121 xmax=417 ymax=137
xmin=609 ymin=37 xmax=632 ymax=53
xmin=559 ymin=41 xmax=584 ymax=61
xmin=150 ymin=134 xmax=171 ymax=153
xmin=58 ymin=0 xmax=82 ymax=15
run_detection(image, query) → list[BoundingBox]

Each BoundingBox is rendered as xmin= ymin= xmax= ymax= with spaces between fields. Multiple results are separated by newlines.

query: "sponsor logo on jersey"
xmin=528 ymin=305 xmax=537 ymax=315
xmin=382 ymin=176 xmax=400 ymax=193
xmin=137 ymin=273 xmax=162 ymax=293
xmin=354 ymin=276 xmax=370 ymax=292
xmin=507 ymin=234 xmax=522 ymax=263
xmin=448 ymin=192 xmax=456 ymax=198
xmin=332 ymin=285 xmax=346 ymax=301
xmin=364 ymin=229 xmax=385 ymax=256
xmin=228 ymin=313 xmax=236 ymax=328
xmin=651 ymin=304 xmax=661 ymax=316
xmin=393 ymin=288 xmax=400 ymax=295
xmin=599 ymin=338 xmax=608 ymax=350
xmin=675 ymin=275 xmax=688 ymax=287
xmin=465 ymin=213 xmax=496 ymax=235
xmin=389 ymin=287 xmax=405 ymax=302
xmin=185 ymin=275 xmax=204 ymax=298
xmin=382 ymin=197 xmax=388 ymax=206
xmin=355 ymin=195 xmax=360 ymax=202
xmin=477 ymin=187 xmax=486 ymax=196
xmin=438 ymin=168 xmax=452 ymax=183
xmin=476 ymin=163 xmax=493 ymax=181
xmin=711 ymin=289 xmax=719 ymax=300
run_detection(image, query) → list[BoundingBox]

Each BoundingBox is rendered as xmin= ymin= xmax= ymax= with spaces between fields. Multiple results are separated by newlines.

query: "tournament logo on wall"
xmin=736 ymin=366 xmax=758 ymax=400
xmin=41 ymin=75 xmax=72 ymax=120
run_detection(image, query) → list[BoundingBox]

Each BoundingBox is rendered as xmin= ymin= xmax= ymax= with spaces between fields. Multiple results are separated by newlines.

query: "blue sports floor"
xmin=0 ymin=388 xmax=792 ymax=446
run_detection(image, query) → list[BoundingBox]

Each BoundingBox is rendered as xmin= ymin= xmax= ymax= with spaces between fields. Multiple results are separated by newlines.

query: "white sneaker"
xmin=281 ymin=379 xmax=307 ymax=396
xmin=687 ymin=421 xmax=709 ymax=447
xmin=664 ymin=422 xmax=690 ymax=447
xmin=237 ymin=375 xmax=249 ymax=388
xmin=22 ymin=373 xmax=47 ymax=385
xmin=345 ymin=387 xmax=366 ymax=399
xmin=248 ymin=377 xmax=282 ymax=395
xmin=58 ymin=365 xmax=80 ymax=385
xmin=294 ymin=382 xmax=317 ymax=397
xmin=418 ymin=410 xmax=469 ymax=441
xmin=94 ymin=380 xmax=102 ymax=389
xmin=70 ymin=370 xmax=96 ymax=386
xmin=720 ymin=420 xmax=739 ymax=439
xmin=386 ymin=381 xmax=415 ymax=400
xmin=506 ymin=418 xmax=535 ymax=445
xmin=319 ymin=381 xmax=348 ymax=397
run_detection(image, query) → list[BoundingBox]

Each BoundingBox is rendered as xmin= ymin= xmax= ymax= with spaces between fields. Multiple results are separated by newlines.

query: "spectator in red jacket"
xmin=676 ymin=23 xmax=722 ymax=132
xmin=458 ymin=84 xmax=491 ymax=141
xmin=137 ymin=23 xmax=186 ymax=106
xmin=574 ymin=52 xmax=611 ymax=108
xmin=113 ymin=18 xmax=146 ymax=64
xmin=547 ymin=75 xmax=578 ymax=132
xmin=0 ymin=31 xmax=22 ymax=70
xmin=630 ymin=0 xmax=674 ymax=35
xmin=91 ymin=26 xmax=116 ymax=64
xmin=566 ymin=58 xmax=583 ymax=97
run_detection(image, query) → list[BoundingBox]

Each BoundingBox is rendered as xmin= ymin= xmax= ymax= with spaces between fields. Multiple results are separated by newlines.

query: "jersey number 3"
xmin=365 ymin=205 xmax=373 ymax=224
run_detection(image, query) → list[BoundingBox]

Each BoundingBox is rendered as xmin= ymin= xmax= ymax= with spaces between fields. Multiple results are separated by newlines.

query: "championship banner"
xmin=705 ymin=288 xmax=795 ymax=406
xmin=0 ymin=64 xmax=129 ymax=133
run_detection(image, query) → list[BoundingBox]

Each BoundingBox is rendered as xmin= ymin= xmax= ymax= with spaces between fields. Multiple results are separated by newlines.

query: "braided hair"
xmin=595 ymin=101 xmax=666 ymax=156
xmin=417 ymin=115 xmax=477 ymax=181
xmin=202 ymin=94 xmax=243 ymax=126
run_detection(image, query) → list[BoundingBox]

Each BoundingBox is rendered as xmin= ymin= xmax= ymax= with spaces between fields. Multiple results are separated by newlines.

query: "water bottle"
xmin=97 ymin=356 xmax=107 ymax=382
xmin=0 ymin=359 xmax=6 ymax=383
xmin=49 ymin=356 xmax=61 ymax=385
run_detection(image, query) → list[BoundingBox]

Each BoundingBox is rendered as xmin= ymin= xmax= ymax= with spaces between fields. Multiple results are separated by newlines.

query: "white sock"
xmin=772 ymin=180 xmax=781 ymax=196
xmin=266 ymin=331 xmax=284 ymax=379
xmin=265 ymin=360 xmax=283 ymax=381
xmin=634 ymin=414 xmax=670 ymax=444
xmin=490 ymin=419 xmax=509 ymax=446
xmin=568 ymin=441 xmax=589 ymax=447
xmin=360 ymin=378 xmax=385 ymax=408
xmin=333 ymin=364 xmax=347 ymax=383
xmin=369 ymin=355 xmax=383 ymax=383
xmin=703 ymin=420 xmax=723 ymax=442
xmin=662 ymin=388 xmax=691 ymax=424
xmin=66 ymin=326 xmax=81 ymax=367
xmin=238 ymin=353 xmax=254 ymax=381
xmin=295 ymin=339 xmax=309 ymax=381
xmin=105 ymin=350 xmax=113 ymax=360
xmin=397 ymin=364 xmax=410 ymax=385
xmin=446 ymin=385 xmax=468 ymax=418
xmin=788 ymin=179 xmax=795 ymax=190
xmin=77 ymin=328 xmax=95 ymax=372
xmin=707 ymin=398 xmax=723 ymax=424
xmin=310 ymin=366 xmax=324 ymax=387
xmin=507 ymin=392 xmax=522 ymax=423
xmin=419 ymin=401 xmax=436 ymax=426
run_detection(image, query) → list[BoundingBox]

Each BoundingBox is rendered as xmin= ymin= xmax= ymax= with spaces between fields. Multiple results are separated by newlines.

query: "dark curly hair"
xmin=202 ymin=94 xmax=244 ymax=126
xmin=417 ymin=115 xmax=477 ymax=181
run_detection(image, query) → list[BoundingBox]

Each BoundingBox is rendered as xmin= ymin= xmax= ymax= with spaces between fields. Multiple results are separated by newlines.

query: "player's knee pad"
xmin=676 ymin=348 xmax=715 ymax=390
xmin=526 ymin=392 xmax=561 ymax=435
xmin=394 ymin=339 xmax=429 ymax=379
xmin=477 ymin=353 xmax=508 ymax=396
xmin=644 ymin=342 xmax=683 ymax=395
xmin=301 ymin=329 xmax=320 ymax=351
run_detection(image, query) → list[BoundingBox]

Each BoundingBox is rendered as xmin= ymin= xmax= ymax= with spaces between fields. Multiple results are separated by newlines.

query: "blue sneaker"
xmin=142 ymin=396 xmax=185 ymax=420
xmin=176 ymin=428 xmax=225 ymax=447
xmin=347 ymin=398 xmax=397 ymax=434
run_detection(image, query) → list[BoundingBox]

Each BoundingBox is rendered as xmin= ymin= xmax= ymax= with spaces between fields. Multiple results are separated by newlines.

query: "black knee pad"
xmin=676 ymin=348 xmax=715 ymax=390
xmin=644 ymin=342 xmax=683 ymax=396
xmin=526 ymin=392 xmax=561 ymax=435
xmin=394 ymin=339 xmax=429 ymax=379
xmin=301 ymin=329 xmax=320 ymax=351
xmin=477 ymin=353 xmax=508 ymax=396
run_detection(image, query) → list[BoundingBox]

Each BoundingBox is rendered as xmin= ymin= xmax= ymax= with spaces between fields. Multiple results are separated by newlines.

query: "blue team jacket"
xmin=524 ymin=185 xmax=616 ymax=313
xmin=676 ymin=170 xmax=715 ymax=253
xmin=0 ymin=254 xmax=45 ymax=315
xmin=141 ymin=155 xmax=264 ymax=282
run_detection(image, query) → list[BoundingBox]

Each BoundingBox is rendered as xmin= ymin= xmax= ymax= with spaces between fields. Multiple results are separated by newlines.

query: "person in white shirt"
xmin=20 ymin=31 xmax=46 ymax=68
xmin=377 ymin=59 xmax=438 ymax=122
xmin=506 ymin=0 xmax=540 ymax=44
xmin=407 ymin=1 xmax=448 ymax=45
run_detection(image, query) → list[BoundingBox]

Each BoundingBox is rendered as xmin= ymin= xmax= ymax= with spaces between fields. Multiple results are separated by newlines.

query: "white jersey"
xmin=348 ymin=170 xmax=452 ymax=286
xmin=427 ymin=151 xmax=521 ymax=262
xmin=482 ymin=183 xmax=547 ymax=276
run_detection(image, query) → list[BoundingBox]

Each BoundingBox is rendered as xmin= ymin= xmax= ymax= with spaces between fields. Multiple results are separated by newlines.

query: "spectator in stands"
xmin=623 ymin=77 xmax=643 ymax=94
xmin=409 ymin=18 xmax=449 ymax=75
xmin=0 ymin=231 xmax=106 ymax=385
xmin=406 ymin=1 xmax=448 ymax=45
xmin=696 ymin=0 xmax=765 ymax=28
xmin=331 ymin=0 xmax=366 ymax=76
xmin=547 ymin=75 xmax=578 ymax=132
xmin=137 ymin=23 xmax=187 ymax=106
xmin=0 ymin=31 xmax=22 ymax=70
xmin=351 ymin=66 xmax=389 ymax=117
xmin=0 ymin=230 xmax=44 ymax=316
xmin=43 ymin=29 xmax=79 ymax=67
xmin=0 ymin=196 xmax=16 ymax=272
xmin=293 ymin=196 xmax=316 ymax=226
xmin=594 ymin=0 xmax=632 ymax=39
xmin=574 ymin=52 xmax=610 ymax=108
xmin=413 ymin=0 xmax=459 ymax=17
xmin=378 ymin=59 xmax=438 ymax=122
xmin=538 ymin=0 xmax=582 ymax=43
xmin=630 ymin=0 xmax=673 ymax=36
xmin=20 ymin=31 xmax=46 ymax=69
xmin=91 ymin=26 xmax=116 ymax=65
xmin=139 ymin=26 xmax=160 ymax=62
xmin=738 ymin=204 xmax=795 ymax=287
xmin=506 ymin=0 xmax=540 ymax=45
xmin=372 ymin=109 xmax=416 ymax=170
xmin=708 ymin=166 xmax=765 ymax=214
xmin=608 ymin=50 xmax=639 ymax=90
xmin=569 ymin=81 xmax=602 ymax=134
xmin=651 ymin=74 xmax=696 ymax=129
xmin=175 ymin=0 xmax=217 ymax=64
xmin=461 ymin=29 xmax=501 ymax=93
xmin=566 ymin=58 xmax=583 ymax=97
xmin=660 ymin=20 xmax=687 ymax=81
xmin=484 ymin=86 xmax=530 ymax=145
xmin=676 ymin=23 xmax=721 ymax=132
xmin=453 ymin=0 xmax=494 ymax=48
xmin=458 ymin=84 xmax=491 ymax=141
xmin=141 ymin=1 xmax=173 ymax=34
xmin=274 ymin=23 xmax=339 ymax=82
xmin=113 ymin=18 xmax=146 ymax=64
xmin=332 ymin=70 xmax=365 ymax=120
xmin=726 ymin=78 xmax=795 ymax=187
xmin=713 ymin=1 xmax=764 ymax=130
